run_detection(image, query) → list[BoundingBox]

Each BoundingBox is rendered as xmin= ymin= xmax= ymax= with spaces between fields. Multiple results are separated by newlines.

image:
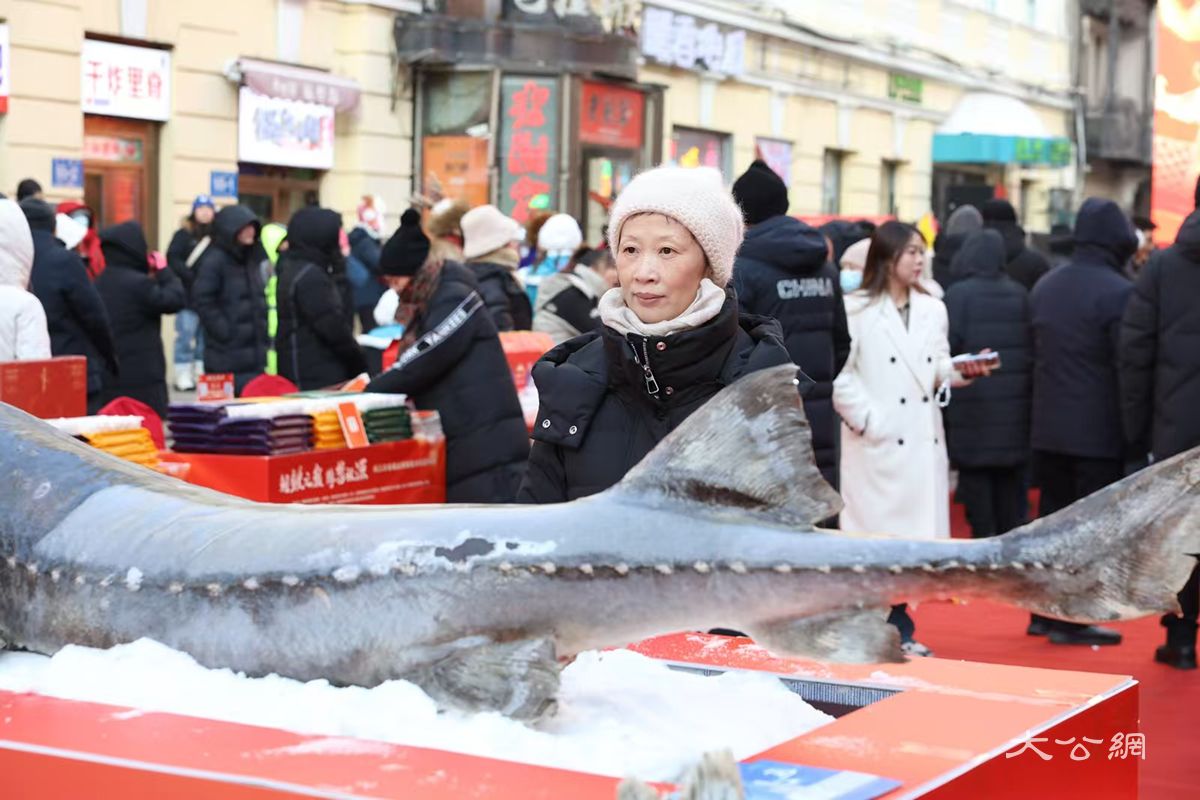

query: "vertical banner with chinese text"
xmin=1151 ymin=6 xmax=1200 ymax=244
xmin=498 ymin=76 xmax=559 ymax=223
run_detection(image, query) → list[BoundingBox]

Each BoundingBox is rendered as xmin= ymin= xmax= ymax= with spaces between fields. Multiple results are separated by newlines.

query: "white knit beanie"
xmin=606 ymin=166 xmax=744 ymax=286
xmin=537 ymin=213 xmax=583 ymax=256
xmin=462 ymin=204 xmax=519 ymax=261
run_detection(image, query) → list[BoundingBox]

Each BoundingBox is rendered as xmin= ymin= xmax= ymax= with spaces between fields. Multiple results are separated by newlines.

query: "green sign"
xmin=888 ymin=73 xmax=923 ymax=104
xmin=1014 ymin=136 xmax=1072 ymax=167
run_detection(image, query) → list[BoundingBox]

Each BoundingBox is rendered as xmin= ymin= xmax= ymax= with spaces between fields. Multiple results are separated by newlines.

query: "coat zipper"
xmin=629 ymin=338 xmax=660 ymax=396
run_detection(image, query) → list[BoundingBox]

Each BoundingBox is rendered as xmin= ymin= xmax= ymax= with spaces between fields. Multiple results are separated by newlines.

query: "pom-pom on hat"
xmin=605 ymin=166 xmax=744 ymax=286
xmin=380 ymin=209 xmax=431 ymax=277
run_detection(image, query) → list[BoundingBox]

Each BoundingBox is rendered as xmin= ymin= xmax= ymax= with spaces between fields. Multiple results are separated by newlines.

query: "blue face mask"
xmin=840 ymin=270 xmax=863 ymax=293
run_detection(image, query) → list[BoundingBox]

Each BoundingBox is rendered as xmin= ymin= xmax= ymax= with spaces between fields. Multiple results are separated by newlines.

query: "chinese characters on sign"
xmin=422 ymin=136 xmax=490 ymax=208
xmin=239 ymin=60 xmax=360 ymax=113
xmin=278 ymin=458 xmax=370 ymax=497
xmin=1013 ymin=136 xmax=1071 ymax=167
xmin=579 ymin=81 xmax=645 ymax=150
xmin=80 ymin=39 xmax=171 ymax=121
xmin=641 ymin=6 xmax=746 ymax=75
xmin=83 ymin=135 xmax=143 ymax=163
xmin=499 ymin=76 xmax=559 ymax=224
xmin=237 ymin=87 xmax=335 ymax=170
xmin=1005 ymin=732 xmax=1146 ymax=762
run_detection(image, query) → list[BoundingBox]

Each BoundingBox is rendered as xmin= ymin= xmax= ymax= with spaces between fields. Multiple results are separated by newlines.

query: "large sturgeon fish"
xmin=2 ymin=366 xmax=1198 ymax=719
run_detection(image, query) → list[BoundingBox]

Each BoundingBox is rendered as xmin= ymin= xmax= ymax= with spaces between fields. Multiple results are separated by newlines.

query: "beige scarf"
xmin=599 ymin=278 xmax=726 ymax=338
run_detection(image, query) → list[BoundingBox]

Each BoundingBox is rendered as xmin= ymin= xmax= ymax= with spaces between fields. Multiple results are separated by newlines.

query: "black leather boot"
xmin=1154 ymin=616 xmax=1198 ymax=670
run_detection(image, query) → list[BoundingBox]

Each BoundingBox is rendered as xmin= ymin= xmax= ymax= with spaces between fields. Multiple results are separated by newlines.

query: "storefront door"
xmin=237 ymin=166 xmax=322 ymax=224
xmin=83 ymin=115 xmax=159 ymax=243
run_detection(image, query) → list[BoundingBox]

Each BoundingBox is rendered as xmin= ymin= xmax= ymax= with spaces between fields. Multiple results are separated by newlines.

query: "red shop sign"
xmin=579 ymin=82 xmax=644 ymax=150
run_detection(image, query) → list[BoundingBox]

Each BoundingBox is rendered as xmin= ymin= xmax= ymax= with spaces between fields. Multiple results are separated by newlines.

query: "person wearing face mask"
xmin=731 ymin=160 xmax=851 ymax=492
xmin=367 ymin=209 xmax=529 ymax=503
xmin=1026 ymin=198 xmax=1139 ymax=647
xmin=517 ymin=166 xmax=795 ymax=504
xmin=833 ymin=221 xmax=992 ymax=656
xmin=167 ymin=195 xmax=217 ymax=391
xmin=56 ymin=200 xmax=106 ymax=281
xmin=94 ymin=221 xmax=186 ymax=416
xmin=191 ymin=204 xmax=269 ymax=394
xmin=274 ymin=207 xmax=368 ymax=390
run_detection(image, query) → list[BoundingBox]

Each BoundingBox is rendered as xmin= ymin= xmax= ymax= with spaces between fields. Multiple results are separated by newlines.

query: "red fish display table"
xmin=0 ymin=632 xmax=1138 ymax=798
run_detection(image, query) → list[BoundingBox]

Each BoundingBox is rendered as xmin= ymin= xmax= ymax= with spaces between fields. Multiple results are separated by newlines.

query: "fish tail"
xmin=995 ymin=458 xmax=1200 ymax=623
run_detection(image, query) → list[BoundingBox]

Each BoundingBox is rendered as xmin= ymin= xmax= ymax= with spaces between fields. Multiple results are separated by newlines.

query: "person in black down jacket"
xmin=1119 ymin=207 xmax=1200 ymax=670
xmin=275 ymin=207 xmax=368 ymax=390
xmin=191 ymin=204 xmax=268 ymax=394
xmin=981 ymin=199 xmax=1050 ymax=291
xmin=165 ymin=195 xmax=215 ymax=391
xmin=367 ymin=209 xmax=528 ymax=502
xmin=943 ymin=229 xmax=1032 ymax=539
xmin=94 ymin=221 xmax=186 ymax=415
xmin=931 ymin=204 xmax=982 ymax=291
xmin=518 ymin=165 xmax=794 ymax=504
xmin=1028 ymin=197 xmax=1138 ymax=647
xmin=461 ymin=204 xmax=533 ymax=331
xmin=731 ymin=159 xmax=850 ymax=490
xmin=20 ymin=198 xmax=118 ymax=412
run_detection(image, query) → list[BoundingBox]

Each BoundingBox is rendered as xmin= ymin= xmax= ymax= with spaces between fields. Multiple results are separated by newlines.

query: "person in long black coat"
xmin=367 ymin=209 xmax=528 ymax=503
xmin=1028 ymin=197 xmax=1138 ymax=646
xmin=943 ymin=229 xmax=1032 ymax=539
xmin=275 ymin=207 xmax=368 ymax=390
xmin=94 ymin=221 xmax=186 ymax=415
xmin=191 ymin=204 xmax=268 ymax=394
xmin=20 ymin=198 xmax=118 ymax=412
xmin=931 ymin=204 xmax=982 ymax=291
xmin=731 ymin=160 xmax=850 ymax=490
xmin=1118 ymin=207 xmax=1200 ymax=670
xmin=981 ymin=199 xmax=1050 ymax=291
xmin=518 ymin=164 xmax=794 ymax=504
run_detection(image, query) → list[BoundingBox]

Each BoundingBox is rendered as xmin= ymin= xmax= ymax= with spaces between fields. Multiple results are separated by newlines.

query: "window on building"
xmin=822 ymin=149 xmax=844 ymax=215
xmin=881 ymin=160 xmax=899 ymax=216
xmin=671 ymin=127 xmax=732 ymax=177
xmin=1026 ymin=0 xmax=1038 ymax=27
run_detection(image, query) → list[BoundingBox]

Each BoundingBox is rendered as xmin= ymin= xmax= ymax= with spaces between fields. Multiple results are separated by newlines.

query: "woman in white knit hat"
xmin=517 ymin=166 xmax=794 ymax=503
xmin=461 ymin=204 xmax=533 ymax=331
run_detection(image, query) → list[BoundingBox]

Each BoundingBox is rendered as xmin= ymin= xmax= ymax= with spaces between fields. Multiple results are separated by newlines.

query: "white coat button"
xmin=541 ymin=419 xmax=551 ymax=429
xmin=656 ymin=341 xmax=667 ymax=351
xmin=568 ymin=425 xmax=578 ymax=435
xmin=665 ymin=386 xmax=674 ymax=395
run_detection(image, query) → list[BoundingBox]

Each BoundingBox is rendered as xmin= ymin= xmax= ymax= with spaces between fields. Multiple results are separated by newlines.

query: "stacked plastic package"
xmin=47 ymin=415 xmax=161 ymax=469
xmin=165 ymin=394 xmax=412 ymax=454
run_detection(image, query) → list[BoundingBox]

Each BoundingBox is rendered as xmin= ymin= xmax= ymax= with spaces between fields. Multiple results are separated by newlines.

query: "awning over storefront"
xmin=933 ymin=92 xmax=1071 ymax=167
xmin=226 ymin=58 xmax=361 ymax=113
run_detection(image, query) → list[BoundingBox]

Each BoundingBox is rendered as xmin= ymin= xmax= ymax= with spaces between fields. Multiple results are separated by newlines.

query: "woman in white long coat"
xmin=0 ymin=198 xmax=51 ymax=362
xmin=833 ymin=221 xmax=989 ymax=655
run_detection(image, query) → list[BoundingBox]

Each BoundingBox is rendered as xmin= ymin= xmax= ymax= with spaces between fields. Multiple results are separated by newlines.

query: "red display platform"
xmin=0 ymin=633 xmax=1138 ymax=799
xmin=161 ymin=438 xmax=446 ymax=505
xmin=0 ymin=356 xmax=87 ymax=418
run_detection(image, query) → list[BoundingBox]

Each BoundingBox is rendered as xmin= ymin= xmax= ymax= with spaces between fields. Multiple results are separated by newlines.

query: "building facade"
xmin=634 ymin=0 xmax=1077 ymax=232
xmin=0 ymin=0 xmax=419 ymax=248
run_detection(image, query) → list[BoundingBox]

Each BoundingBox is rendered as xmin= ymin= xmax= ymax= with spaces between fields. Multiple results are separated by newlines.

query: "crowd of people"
xmin=0 ymin=162 xmax=1196 ymax=671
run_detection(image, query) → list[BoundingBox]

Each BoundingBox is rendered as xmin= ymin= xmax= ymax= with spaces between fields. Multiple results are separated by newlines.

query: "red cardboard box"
xmin=162 ymin=438 xmax=446 ymax=505
xmin=500 ymin=331 xmax=554 ymax=391
xmin=0 ymin=356 xmax=87 ymax=418
xmin=0 ymin=634 xmax=1139 ymax=799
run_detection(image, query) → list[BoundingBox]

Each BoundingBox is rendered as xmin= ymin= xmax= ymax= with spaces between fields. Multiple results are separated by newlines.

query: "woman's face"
xmin=891 ymin=233 xmax=926 ymax=288
xmin=615 ymin=214 xmax=707 ymax=323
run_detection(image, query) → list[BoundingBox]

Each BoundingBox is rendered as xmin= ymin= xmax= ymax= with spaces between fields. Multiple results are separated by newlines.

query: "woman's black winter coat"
xmin=275 ymin=209 xmax=368 ymax=390
xmin=366 ymin=262 xmax=529 ymax=503
xmin=942 ymin=229 xmax=1033 ymax=468
xmin=191 ymin=205 xmax=268 ymax=385
xmin=517 ymin=293 xmax=794 ymax=503
xmin=1119 ymin=209 xmax=1200 ymax=460
xmin=468 ymin=260 xmax=533 ymax=331
xmin=732 ymin=214 xmax=850 ymax=488
xmin=94 ymin=222 xmax=186 ymax=416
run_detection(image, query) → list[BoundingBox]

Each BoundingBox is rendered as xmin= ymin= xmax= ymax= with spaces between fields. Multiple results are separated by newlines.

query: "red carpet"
xmin=919 ymin=496 xmax=1198 ymax=798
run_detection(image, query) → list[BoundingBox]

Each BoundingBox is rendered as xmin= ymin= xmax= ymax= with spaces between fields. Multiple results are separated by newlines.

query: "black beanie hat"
xmin=19 ymin=198 xmax=56 ymax=233
xmin=980 ymin=198 xmax=1018 ymax=224
xmin=732 ymin=159 xmax=789 ymax=226
xmin=380 ymin=208 xmax=431 ymax=277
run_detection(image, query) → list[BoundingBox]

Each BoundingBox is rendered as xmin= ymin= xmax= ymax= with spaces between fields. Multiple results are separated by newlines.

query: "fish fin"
xmin=612 ymin=365 xmax=842 ymax=528
xmin=998 ymin=454 xmax=1200 ymax=622
xmin=406 ymin=636 xmax=560 ymax=721
xmin=749 ymin=608 xmax=904 ymax=664
xmin=618 ymin=750 xmax=743 ymax=800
